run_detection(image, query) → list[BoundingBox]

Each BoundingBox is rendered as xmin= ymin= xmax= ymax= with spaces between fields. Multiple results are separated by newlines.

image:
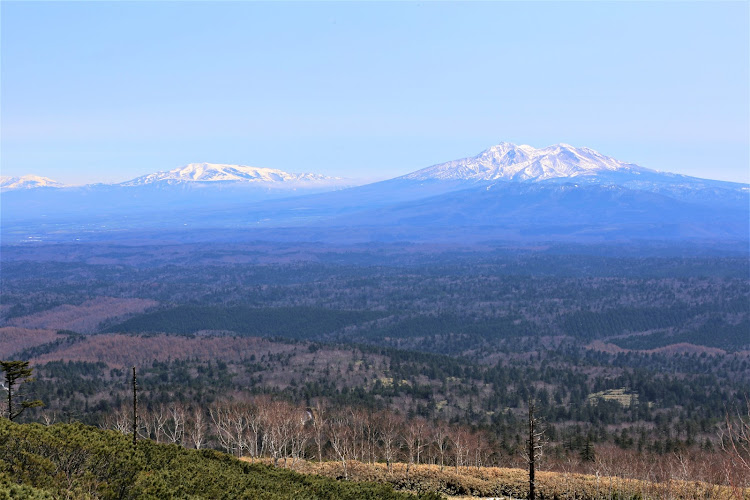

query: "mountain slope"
xmin=327 ymin=182 xmax=748 ymax=241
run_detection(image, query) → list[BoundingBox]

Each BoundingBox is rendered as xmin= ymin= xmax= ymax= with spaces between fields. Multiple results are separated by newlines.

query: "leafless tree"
xmin=164 ymin=402 xmax=186 ymax=445
xmin=209 ymin=402 xmax=236 ymax=455
xmin=432 ymin=421 xmax=450 ymax=471
xmin=472 ymin=429 xmax=491 ymax=470
xmin=187 ymin=406 xmax=207 ymax=450
xmin=245 ymin=401 xmax=263 ymax=460
xmin=152 ymin=404 xmax=169 ymax=444
xmin=377 ymin=410 xmax=402 ymax=474
xmin=360 ymin=409 xmax=380 ymax=465
xmin=328 ymin=412 xmax=357 ymax=479
xmin=719 ymin=397 xmax=750 ymax=472
xmin=229 ymin=403 xmax=251 ymax=458
xmin=451 ymin=426 xmax=470 ymax=471
xmin=521 ymin=398 xmax=545 ymax=500
xmin=138 ymin=408 xmax=154 ymax=440
xmin=309 ymin=400 xmax=327 ymax=463
xmin=261 ymin=400 xmax=295 ymax=466
xmin=350 ymin=408 xmax=369 ymax=463
xmin=289 ymin=406 xmax=311 ymax=465
xmin=404 ymin=416 xmax=427 ymax=475
xmin=718 ymin=396 xmax=750 ymax=493
xmin=102 ymin=405 xmax=131 ymax=435
xmin=40 ymin=410 xmax=58 ymax=426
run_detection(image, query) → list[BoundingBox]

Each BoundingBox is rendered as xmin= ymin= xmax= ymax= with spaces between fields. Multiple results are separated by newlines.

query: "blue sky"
xmin=2 ymin=1 xmax=748 ymax=185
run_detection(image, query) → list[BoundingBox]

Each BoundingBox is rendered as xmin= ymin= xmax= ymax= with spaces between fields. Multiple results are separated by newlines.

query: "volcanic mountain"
xmin=403 ymin=142 xmax=646 ymax=182
xmin=2 ymin=143 xmax=747 ymax=243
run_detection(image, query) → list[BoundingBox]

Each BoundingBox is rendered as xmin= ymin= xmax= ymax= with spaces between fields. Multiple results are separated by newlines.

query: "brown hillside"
xmin=8 ymin=297 xmax=158 ymax=333
xmin=32 ymin=333 xmax=287 ymax=367
xmin=0 ymin=327 xmax=59 ymax=358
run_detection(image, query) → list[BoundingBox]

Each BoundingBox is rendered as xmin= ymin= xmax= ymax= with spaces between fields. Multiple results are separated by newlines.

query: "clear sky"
xmin=2 ymin=1 xmax=748 ymax=185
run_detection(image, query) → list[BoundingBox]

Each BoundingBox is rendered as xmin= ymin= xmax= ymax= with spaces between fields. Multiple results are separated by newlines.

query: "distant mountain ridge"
xmin=119 ymin=163 xmax=343 ymax=187
xmin=0 ymin=175 xmax=64 ymax=190
xmin=2 ymin=142 xmax=747 ymax=244
xmin=1 ymin=163 xmax=348 ymax=191
xmin=4 ymin=143 xmax=745 ymax=190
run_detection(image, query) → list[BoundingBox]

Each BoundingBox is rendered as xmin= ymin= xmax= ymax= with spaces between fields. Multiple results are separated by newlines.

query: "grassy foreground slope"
xmin=0 ymin=420 xmax=438 ymax=500
xmin=255 ymin=459 xmax=749 ymax=500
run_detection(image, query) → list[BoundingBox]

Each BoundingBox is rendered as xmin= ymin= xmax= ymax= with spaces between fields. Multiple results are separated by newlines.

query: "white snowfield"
xmin=119 ymin=163 xmax=341 ymax=186
xmin=0 ymin=175 xmax=64 ymax=190
xmin=403 ymin=142 xmax=651 ymax=182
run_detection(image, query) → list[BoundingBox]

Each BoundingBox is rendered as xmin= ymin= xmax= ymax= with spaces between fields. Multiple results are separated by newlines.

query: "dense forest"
xmin=1 ymin=241 xmax=749 ymax=496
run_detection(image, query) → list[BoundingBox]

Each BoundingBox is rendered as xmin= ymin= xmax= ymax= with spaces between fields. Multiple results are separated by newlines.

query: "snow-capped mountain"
xmin=2 ymin=143 xmax=747 ymax=244
xmin=0 ymin=175 xmax=64 ymax=190
xmin=120 ymin=163 xmax=342 ymax=187
xmin=1 ymin=163 xmax=355 ymax=226
xmin=403 ymin=142 xmax=649 ymax=182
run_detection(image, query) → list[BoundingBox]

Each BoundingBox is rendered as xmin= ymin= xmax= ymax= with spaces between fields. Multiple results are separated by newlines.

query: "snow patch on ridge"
xmin=403 ymin=142 xmax=652 ymax=182
xmin=120 ymin=163 xmax=343 ymax=187
xmin=0 ymin=175 xmax=65 ymax=190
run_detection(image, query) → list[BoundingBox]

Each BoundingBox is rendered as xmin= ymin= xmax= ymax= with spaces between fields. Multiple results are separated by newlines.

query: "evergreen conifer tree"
xmin=1 ymin=360 xmax=43 ymax=421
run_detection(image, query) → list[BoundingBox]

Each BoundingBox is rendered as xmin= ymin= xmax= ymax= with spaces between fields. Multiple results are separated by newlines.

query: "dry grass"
xmin=246 ymin=458 xmax=749 ymax=499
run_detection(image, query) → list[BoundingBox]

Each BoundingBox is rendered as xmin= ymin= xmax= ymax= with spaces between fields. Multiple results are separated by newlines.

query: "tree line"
xmin=101 ymin=396 xmax=502 ymax=480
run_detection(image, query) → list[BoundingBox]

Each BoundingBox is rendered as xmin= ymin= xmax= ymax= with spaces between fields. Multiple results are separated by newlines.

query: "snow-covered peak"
xmin=0 ymin=175 xmax=65 ymax=190
xmin=403 ymin=143 xmax=650 ymax=182
xmin=120 ymin=163 xmax=341 ymax=187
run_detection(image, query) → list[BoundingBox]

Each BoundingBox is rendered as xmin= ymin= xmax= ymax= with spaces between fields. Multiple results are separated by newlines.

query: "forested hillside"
xmin=1 ymin=242 xmax=748 ymax=496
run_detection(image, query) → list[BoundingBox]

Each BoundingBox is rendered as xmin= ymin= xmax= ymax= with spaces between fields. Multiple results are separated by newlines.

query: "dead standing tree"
xmin=522 ymin=398 xmax=545 ymax=500
xmin=131 ymin=366 xmax=138 ymax=449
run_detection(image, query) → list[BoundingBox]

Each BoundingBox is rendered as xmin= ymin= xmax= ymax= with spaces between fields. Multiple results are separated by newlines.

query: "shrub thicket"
xmin=0 ymin=419 xmax=440 ymax=499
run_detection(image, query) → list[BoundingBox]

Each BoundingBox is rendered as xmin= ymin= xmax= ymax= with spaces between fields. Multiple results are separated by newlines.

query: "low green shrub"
xmin=0 ymin=420 xmax=433 ymax=499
